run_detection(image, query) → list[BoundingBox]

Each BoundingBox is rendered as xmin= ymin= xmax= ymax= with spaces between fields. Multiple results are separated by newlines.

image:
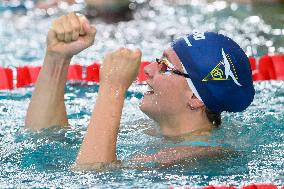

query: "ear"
xmin=188 ymin=94 xmax=205 ymax=109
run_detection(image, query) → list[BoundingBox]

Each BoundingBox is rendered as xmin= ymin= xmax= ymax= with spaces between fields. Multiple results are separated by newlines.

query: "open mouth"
xmin=145 ymin=84 xmax=154 ymax=95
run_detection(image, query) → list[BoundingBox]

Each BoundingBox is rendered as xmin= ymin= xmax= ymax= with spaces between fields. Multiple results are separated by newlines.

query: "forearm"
xmin=75 ymin=84 xmax=126 ymax=167
xmin=25 ymin=54 xmax=71 ymax=130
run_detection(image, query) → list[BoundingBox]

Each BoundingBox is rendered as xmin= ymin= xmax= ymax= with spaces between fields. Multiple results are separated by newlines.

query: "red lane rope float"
xmin=28 ymin=66 xmax=41 ymax=84
xmin=249 ymin=57 xmax=257 ymax=71
xmin=249 ymin=57 xmax=258 ymax=81
xmin=258 ymin=55 xmax=276 ymax=80
xmin=16 ymin=66 xmax=31 ymax=88
xmin=271 ymin=54 xmax=284 ymax=80
xmin=168 ymin=184 xmax=282 ymax=189
xmin=137 ymin=61 xmax=151 ymax=82
xmin=2 ymin=55 xmax=284 ymax=90
xmin=201 ymin=185 xmax=237 ymax=189
xmin=0 ymin=67 xmax=13 ymax=90
xmin=67 ymin=64 xmax=83 ymax=81
xmin=16 ymin=66 xmax=42 ymax=88
xmin=242 ymin=184 xmax=278 ymax=189
xmin=85 ymin=63 xmax=100 ymax=82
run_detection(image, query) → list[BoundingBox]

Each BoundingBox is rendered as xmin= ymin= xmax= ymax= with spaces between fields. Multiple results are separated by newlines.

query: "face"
xmin=139 ymin=47 xmax=193 ymax=120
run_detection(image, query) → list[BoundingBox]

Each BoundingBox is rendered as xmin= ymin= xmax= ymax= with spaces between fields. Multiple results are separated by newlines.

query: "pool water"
xmin=0 ymin=82 xmax=283 ymax=188
xmin=0 ymin=0 xmax=284 ymax=188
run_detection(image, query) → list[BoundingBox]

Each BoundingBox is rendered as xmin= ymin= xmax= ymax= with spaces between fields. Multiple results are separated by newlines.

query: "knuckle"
xmin=115 ymin=49 xmax=122 ymax=54
xmin=58 ymin=30 xmax=65 ymax=35
xmin=88 ymin=38 xmax=95 ymax=45
xmin=74 ymin=24 xmax=80 ymax=31
xmin=74 ymin=32 xmax=80 ymax=37
xmin=121 ymin=48 xmax=131 ymax=55
xmin=91 ymin=36 xmax=95 ymax=42
xmin=72 ymin=34 xmax=78 ymax=41
xmin=65 ymin=29 xmax=72 ymax=34
xmin=134 ymin=53 xmax=141 ymax=58
xmin=136 ymin=49 xmax=142 ymax=55
xmin=58 ymin=17 xmax=66 ymax=25
xmin=52 ymin=20 xmax=61 ymax=28
xmin=61 ymin=15 xmax=67 ymax=21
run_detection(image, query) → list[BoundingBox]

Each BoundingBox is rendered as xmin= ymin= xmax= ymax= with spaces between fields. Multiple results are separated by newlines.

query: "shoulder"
xmin=132 ymin=145 xmax=237 ymax=166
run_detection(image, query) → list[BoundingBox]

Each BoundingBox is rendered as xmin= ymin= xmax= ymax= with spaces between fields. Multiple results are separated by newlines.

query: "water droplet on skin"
xmin=114 ymin=89 xmax=120 ymax=99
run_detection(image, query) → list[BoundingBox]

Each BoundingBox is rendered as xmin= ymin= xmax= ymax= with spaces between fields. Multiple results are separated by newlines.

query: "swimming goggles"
xmin=155 ymin=57 xmax=190 ymax=78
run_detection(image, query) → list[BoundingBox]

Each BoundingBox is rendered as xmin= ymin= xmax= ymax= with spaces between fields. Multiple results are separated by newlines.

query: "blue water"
xmin=0 ymin=0 xmax=284 ymax=188
xmin=0 ymin=81 xmax=283 ymax=188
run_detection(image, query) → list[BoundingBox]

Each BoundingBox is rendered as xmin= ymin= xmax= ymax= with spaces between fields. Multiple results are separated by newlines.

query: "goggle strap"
xmin=180 ymin=64 xmax=203 ymax=102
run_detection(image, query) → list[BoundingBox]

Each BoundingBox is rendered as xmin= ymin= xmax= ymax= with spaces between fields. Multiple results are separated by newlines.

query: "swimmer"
xmin=36 ymin=0 xmax=75 ymax=10
xmin=25 ymin=12 xmax=255 ymax=169
xmin=224 ymin=0 xmax=284 ymax=3
xmin=84 ymin=0 xmax=132 ymax=23
xmin=36 ymin=0 xmax=132 ymax=22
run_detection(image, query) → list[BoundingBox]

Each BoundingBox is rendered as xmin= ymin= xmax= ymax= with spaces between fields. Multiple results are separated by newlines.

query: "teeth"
xmin=146 ymin=84 xmax=154 ymax=95
xmin=141 ymin=84 xmax=154 ymax=95
xmin=147 ymin=85 xmax=154 ymax=92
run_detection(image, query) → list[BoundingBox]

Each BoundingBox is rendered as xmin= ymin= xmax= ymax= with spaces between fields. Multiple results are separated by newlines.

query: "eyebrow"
xmin=162 ymin=50 xmax=181 ymax=70
xmin=163 ymin=51 xmax=174 ymax=65
xmin=162 ymin=51 xmax=167 ymax=58
xmin=162 ymin=51 xmax=170 ymax=61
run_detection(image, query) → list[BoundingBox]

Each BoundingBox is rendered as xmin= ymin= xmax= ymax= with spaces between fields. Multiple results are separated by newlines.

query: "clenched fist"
xmin=100 ymin=48 xmax=142 ymax=90
xmin=47 ymin=12 xmax=96 ymax=59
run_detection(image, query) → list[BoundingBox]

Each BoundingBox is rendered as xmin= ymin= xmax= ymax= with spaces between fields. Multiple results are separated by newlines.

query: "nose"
xmin=144 ymin=61 xmax=159 ymax=79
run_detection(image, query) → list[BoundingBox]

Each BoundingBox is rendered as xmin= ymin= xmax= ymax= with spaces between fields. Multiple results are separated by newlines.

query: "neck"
xmin=157 ymin=110 xmax=213 ymax=137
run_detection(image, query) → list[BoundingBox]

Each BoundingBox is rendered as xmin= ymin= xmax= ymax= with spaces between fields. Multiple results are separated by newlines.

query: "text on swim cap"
xmin=183 ymin=31 xmax=206 ymax=47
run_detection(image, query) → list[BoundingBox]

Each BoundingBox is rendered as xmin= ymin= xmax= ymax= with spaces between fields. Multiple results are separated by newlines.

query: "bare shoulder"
xmin=132 ymin=145 xmax=237 ymax=165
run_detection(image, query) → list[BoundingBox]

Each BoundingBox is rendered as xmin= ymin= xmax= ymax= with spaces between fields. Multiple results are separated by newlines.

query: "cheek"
xmin=140 ymin=77 xmax=189 ymax=113
xmin=155 ymin=79 xmax=186 ymax=107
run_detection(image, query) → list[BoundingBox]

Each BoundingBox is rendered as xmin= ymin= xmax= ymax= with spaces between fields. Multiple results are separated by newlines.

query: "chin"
xmin=139 ymin=98 xmax=152 ymax=116
xmin=139 ymin=98 xmax=160 ymax=121
xmin=139 ymin=97 xmax=147 ymax=113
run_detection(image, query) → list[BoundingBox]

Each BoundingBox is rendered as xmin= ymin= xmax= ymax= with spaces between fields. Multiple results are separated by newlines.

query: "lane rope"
xmin=1 ymin=54 xmax=284 ymax=90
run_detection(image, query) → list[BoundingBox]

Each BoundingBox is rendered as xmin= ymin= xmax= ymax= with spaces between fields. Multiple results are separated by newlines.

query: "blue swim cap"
xmin=171 ymin=31 xmax=255 ymax=113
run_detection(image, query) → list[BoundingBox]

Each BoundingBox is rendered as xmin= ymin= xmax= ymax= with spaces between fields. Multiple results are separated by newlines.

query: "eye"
xmin=156 ymin=58 xmax=167 ymax=73
xmin=160 ymin=63 xmax=168 ymax=73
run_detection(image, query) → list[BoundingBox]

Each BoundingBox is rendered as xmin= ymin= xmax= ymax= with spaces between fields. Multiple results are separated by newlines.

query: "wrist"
xmin=99 ymin=83 xmax=127 ymax=97
xmin=40 ymin=53 xmax=71 ymax=80
xmin=45 ymin=50 xmax=73 ymax=63
xmin=43 ymin=52 xmax=72 ymax=70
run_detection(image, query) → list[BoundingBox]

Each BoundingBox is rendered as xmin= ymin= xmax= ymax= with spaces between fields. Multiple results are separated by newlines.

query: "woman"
xmin=36 ymin=0 xmax=132 ymax=22
xmin=25 ymin=12 xmax=255 ymax=169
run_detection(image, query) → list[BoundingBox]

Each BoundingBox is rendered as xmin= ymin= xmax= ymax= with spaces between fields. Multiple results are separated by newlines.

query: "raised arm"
xmin=74 ymin=48 xmax=142 ymax=170
xmin=25 ymin=12 xmax=96 ymax=130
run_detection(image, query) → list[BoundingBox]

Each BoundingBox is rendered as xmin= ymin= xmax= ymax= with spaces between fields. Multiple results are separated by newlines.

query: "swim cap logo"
xmin=183 ymin=31 xmax=206 ymax=47
xmin=202 ymin=48 xmax=242 ymax=86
